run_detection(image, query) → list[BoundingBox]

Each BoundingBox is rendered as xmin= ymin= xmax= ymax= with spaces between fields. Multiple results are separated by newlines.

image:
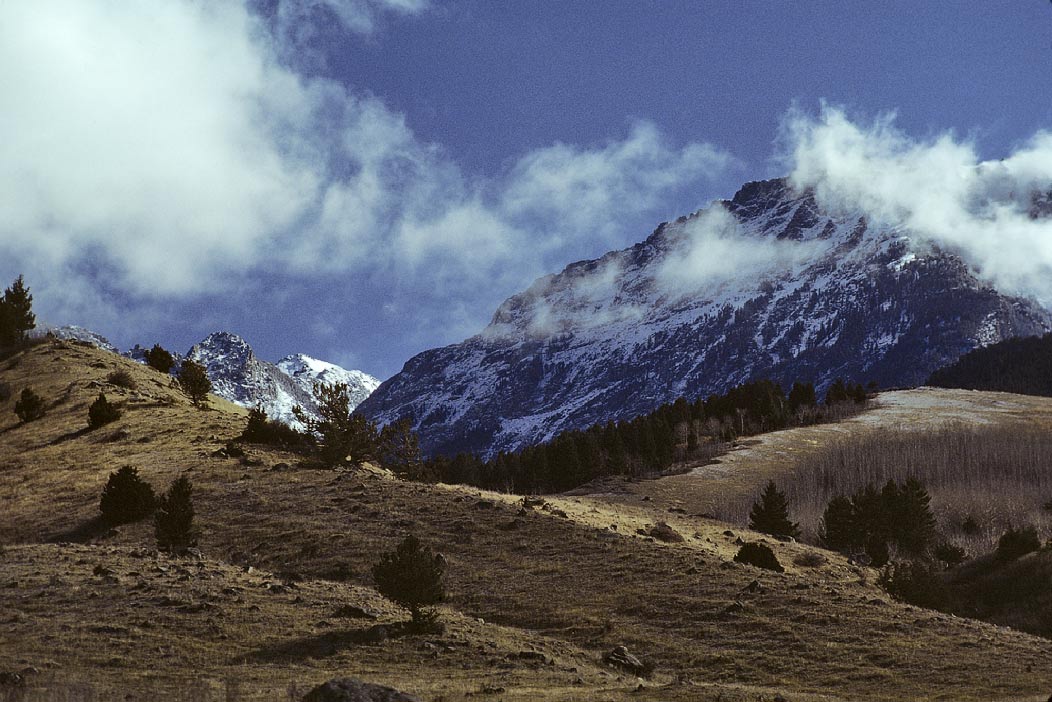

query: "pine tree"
xmin=99 ymin=467 xmax=156 ymax=525
xmin=155 ymin=475 xmax=198 ymax=553
xmin=177 ymin=360 xmax=212 ymax=407
xmin=144 ymin=344 xmax=175 ymax=374
xmin=378 ymin=417 xmax=426 ymax=479
xmin=748 ymin=480 xmax=801 ymax=538
xmin=88 ymin=393 xmax=121 ymax=429
xmin=895 ymin=477 xmax=936 ymax=554
xmin=819 ymin=495 xmax=857 ymax=550
xmin=0 ymin=275 xmax=35 ymax=347
xmin=372 ymin=534 xmax=446 ymax=630
xmin=293 ymin=382 xmax=380 ymax=467
xmin=13 ymin=387 xmax=45 ymax=423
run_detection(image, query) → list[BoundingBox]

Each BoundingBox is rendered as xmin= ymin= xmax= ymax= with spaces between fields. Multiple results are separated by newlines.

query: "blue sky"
xmin=3 ymin=1 xmax=1052 ymax=378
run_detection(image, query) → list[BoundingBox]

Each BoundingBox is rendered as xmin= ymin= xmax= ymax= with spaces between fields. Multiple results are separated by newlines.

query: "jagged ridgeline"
xmin=358 ymin=178 xmax=1052 ymax=459
xmin=424 ymin=377 xmax=868 ymax=494
xmin=927 ymin=333 xmax=1052 ymax=396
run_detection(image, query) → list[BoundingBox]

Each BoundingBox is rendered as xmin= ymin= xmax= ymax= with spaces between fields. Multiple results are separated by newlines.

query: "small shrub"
xmin=100 ymin=467 xmax=156 ymax=525
xmin=155 ymin=475 xmax=198 ymax=553
xmin=878 ymin=560 xmax=949 ymax=610
xmin=106 ymin=369 xmax=137 ymax=390
xmin=144 ymin=344 xmax=175 ymax=374
xmin=995 ymin=525 xmax=1041 ymax=562
xmin=88 ymin=393 xmax=121 ymax=429
xmin=792 ymin=551 xmax=828 ymax=568
xmin=373 ymin=535 xmax=446 ymax=630
xmin=0 ymin=381 xmax=11 ymax=403
xmin=733 ymin=542 xmax=784 ymax=572
xmin=240 ymin=406 xmax=305 ymax=447
xmin=14 ymin=387 xmax=45 ymax=423
xmin=932 ymin=542 xmax=967 ymax=567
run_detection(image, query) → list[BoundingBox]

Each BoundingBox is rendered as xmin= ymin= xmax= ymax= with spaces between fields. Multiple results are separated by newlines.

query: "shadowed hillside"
xmin=2 ymin=340 xmax=1052 ymax=701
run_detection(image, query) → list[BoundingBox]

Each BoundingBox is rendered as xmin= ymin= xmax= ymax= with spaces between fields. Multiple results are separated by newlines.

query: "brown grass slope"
xmin=1 ymin=341 xmax=1051 ymax=701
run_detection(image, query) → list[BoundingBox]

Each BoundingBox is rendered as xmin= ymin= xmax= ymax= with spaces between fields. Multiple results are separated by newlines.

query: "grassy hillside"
xmin=2 ymin=340 xmax=1052 ymax=701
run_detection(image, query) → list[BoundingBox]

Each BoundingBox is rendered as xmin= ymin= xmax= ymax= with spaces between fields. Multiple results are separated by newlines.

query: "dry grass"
xmin=2 ymin=342 xmax=1052 ymax=701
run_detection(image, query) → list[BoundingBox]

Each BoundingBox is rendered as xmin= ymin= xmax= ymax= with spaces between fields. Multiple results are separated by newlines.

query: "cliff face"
xmin=358 ymin=178 xmax=1052 ymax=458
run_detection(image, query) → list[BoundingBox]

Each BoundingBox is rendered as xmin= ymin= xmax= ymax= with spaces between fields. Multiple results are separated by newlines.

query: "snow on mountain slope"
xmin=31 ymin=324 xmax=119 ymax=353
xmin=186 ymin=332 xmax=379 ymax=426
xmin=277 ymin=354 xmax=381 ymax=409
xmin=357 ymin=178 xmax=1052 ymax=459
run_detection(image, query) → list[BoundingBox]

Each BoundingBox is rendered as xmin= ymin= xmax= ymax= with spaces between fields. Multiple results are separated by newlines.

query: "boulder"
xmin=302 ymin=678 xmax=420 ymax=702
xmin=603 ymin=645 xmax=647 ymax=676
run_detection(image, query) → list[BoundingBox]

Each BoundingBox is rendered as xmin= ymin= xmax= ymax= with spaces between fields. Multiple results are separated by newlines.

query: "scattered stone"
xmin=723 ymin=601 xmax=746 ymax=614
xmin=361 ymin=624 xmax=389 ymax=645
xmin=272 ymin=462 xmax=291 ymax=471
xmin=667 ymin=507 xmax=687 ymax=514
xmin=332 ymin=605 xmax=378 ymax=620
xmin=723 ymin=530 xmax=735 ymax=537
xmin=498 ymin=519 xmax=524 ymax=531
xmin=740 ymin=580 xmax=764 ymax=594
xmin=513 ymin=650 xmax=550 ymax=665
xmin=302 ymin=677 xmax=420 ymax=702
xmin=473 ymin=500 xmax=495 ymax=510
xmin=549 ymin=508 xmax=568 ymax=518
xmin=92 ymin=564 xmax=115 ymax=577
xmin=0 ymin=672 xmax=23 ymax=687
xmin=603 ymin=646 xmax=647 ymax=676
xmin=647 ymin=522 xmax=684 ymax=543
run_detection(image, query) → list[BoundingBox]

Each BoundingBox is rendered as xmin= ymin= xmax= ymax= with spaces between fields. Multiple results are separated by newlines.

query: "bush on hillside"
xmin=99 ymin=467 xmax=156 ymax=525
xmin=88 ymin=393 xmax=122 ymax=429
xmin=14 ymin=387 xmax=45 ymax=423
xmin=177 ymin=360 xmax=211 ymax=407
xmin=733 ymin=542 xmax=784 ymax=572
xmin=373 ymin=535 xmax=446 ymax=631
xmin=995 ymin=525 xmax=1041 ymax=562
xmin=240 ymin=406 xmax=306 ymax=448
xmin=933 ymin=542 xmax=968 ymax=567
xmin=155 ymin=475 xmax=198 ymax=553
xmin=106 ymin=368 xmax=137 ymax=390
xmin=144 ymin=344 xmax=175 ymax=374
xmin=878 ymin=560 xmax=949 ymax=611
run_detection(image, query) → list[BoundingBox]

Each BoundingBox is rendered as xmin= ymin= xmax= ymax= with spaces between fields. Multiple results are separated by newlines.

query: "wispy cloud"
xmin=783 ymin=104 xmax=1052 ymax=302
xmin=0 ymin=0 xmax=731 ymax=359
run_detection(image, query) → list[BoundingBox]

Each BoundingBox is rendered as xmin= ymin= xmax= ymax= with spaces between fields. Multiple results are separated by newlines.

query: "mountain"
xmin=186 ymin=331 xmax=379 ymax=425
xmin=357 ymin=178 xmax=1052 ymax=458
xmin=276 ymin=353 xmax=381 ymax=409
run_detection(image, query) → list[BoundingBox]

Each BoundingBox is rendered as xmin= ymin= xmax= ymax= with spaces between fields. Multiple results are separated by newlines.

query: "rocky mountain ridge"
xmin=357 ymin=178 xmax=1052 ymax=458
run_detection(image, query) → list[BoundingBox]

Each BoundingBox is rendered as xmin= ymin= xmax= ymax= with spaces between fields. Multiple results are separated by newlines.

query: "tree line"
xmin=423 ymin=377 xmax=870 ymax=494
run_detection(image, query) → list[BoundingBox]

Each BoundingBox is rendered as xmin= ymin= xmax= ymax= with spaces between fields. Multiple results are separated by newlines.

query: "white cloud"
xmin=784 ymin=104 xmax=1052 ymax=302
xmin=0 ymin=0 xmax=732 ymax=355
xmin=657 ymin=206 xmax=825 ymax=295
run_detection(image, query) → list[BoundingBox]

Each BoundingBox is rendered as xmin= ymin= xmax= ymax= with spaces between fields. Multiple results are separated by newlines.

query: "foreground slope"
xmin=2 ymin=341 xmax=1052 ymax=701
xmin=359 ymin=178 xmax=1052 ymax=458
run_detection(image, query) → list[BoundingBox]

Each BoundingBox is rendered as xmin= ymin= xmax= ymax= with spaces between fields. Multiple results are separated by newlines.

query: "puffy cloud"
xmin=784 ymin=104 xmax=1052 ymax=301
xmin=0 ymin=0 xmax=731 ymax=360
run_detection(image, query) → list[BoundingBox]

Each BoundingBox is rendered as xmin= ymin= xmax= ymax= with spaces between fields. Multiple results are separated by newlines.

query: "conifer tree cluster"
xmin=424 ymin=377 xmax=868 ymax=494
xmin=99 ymin=467 xmax=156 ymax=525
xmin=0 ymin=275 xmax=35 ymax=348
xmin=14 ymin=387 xmax=45 ymax=424
xmin=294 ymin=382 xmax=380 ymax=467
xmin=819 ymin=477 xmax=936 ymax=565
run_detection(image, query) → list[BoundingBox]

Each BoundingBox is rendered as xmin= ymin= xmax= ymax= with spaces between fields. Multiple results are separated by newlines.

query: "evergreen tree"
xmin=787 ymin=381 xmax=817 ymax=413
xmin=748 ymin=480 xmax=801 ymax=538
xmin=177 ymin=360 xmax=211 ymax=407
xmin=0 ymin=275 xmax=34 ymax=346
xmin=144 ymin=344 xmax=175 ymax=374
xmin=13 ymin=387 xmax=45 ymax=423
xmin=372 ymin=534 xmax=446 ymax=630
xmin=293 ymin=381 xmax=379 ymax=467
xmin=894 ymin=477 xmax=936 ymax=554
xmin=100 ymin=467 xmax=156 ymax=525
xmin=378 ymin=417 xmax=427 ymax=480
xmin=155 ymin=475 xmax=198 ymax=553
xmin=824 ymin=378 xmax=850 ymax=405
xmin=88 ymin=393 xmax=121 ymax=429
xmin=819 ymin=495 xmax=857 ymax=550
